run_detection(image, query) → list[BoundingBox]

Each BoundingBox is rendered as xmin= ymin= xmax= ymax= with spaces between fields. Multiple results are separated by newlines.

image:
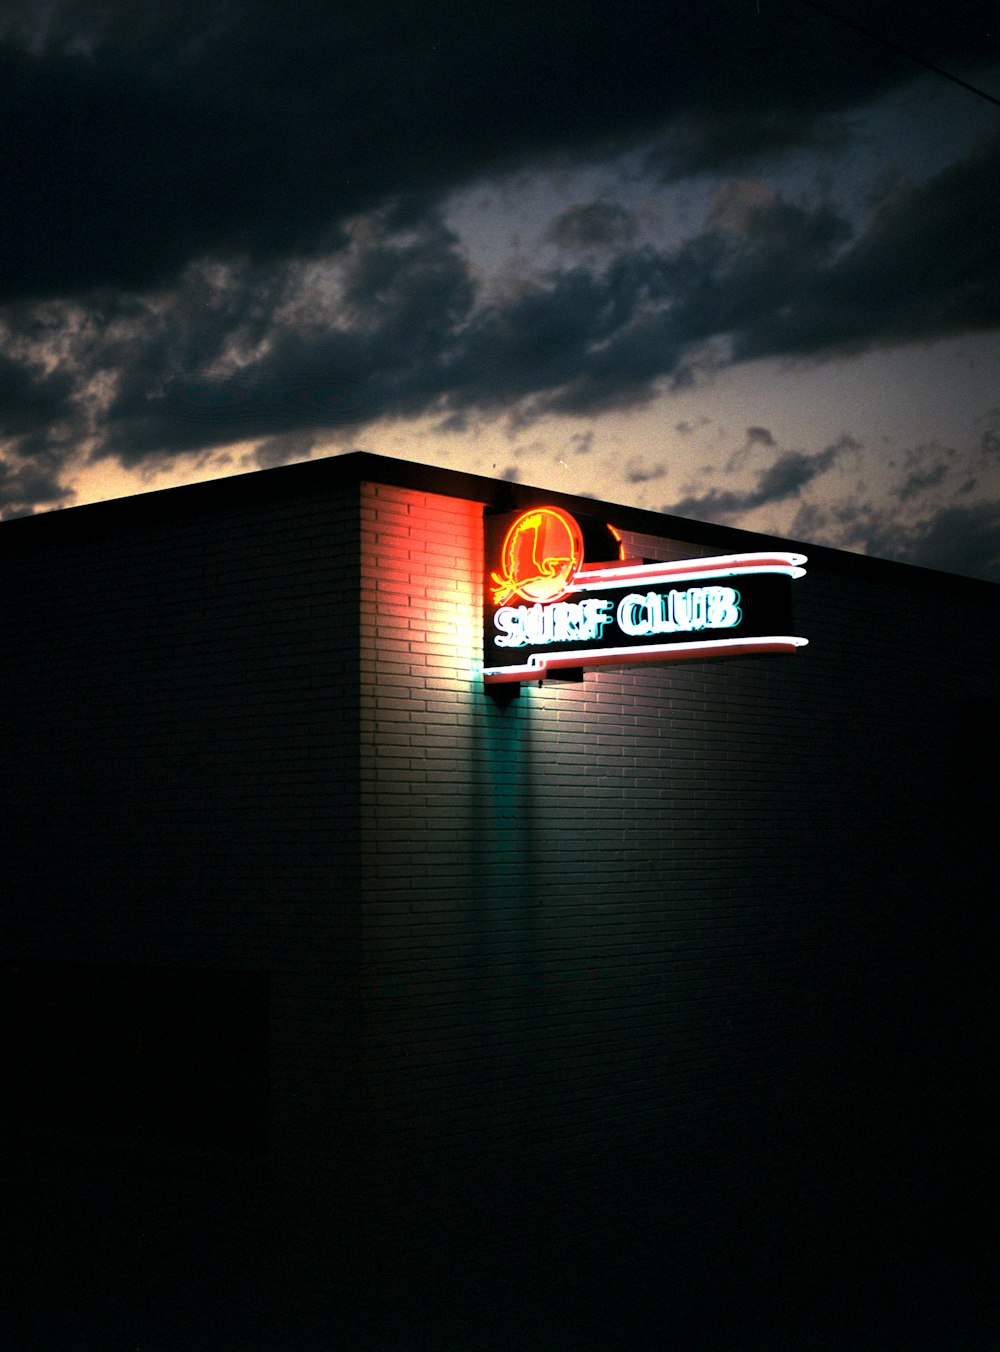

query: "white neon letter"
xmin=669 ymin=589 xmax=690 ymax=630
xmin=617 ymin=593 xmax=651 ymax=636
xmin=524 ymin=604 xmax=547 ymax=645
xmin=648 ymin=591 xmax=671 ymax=633
xmin=494 ymin=607 xmax=527 ymax=648
xmin=552 ymin=603 xmax=578 ymax=642
xmin=705 ymin=586 xmax=741 ymax=628
xmin=580 ymin=598 xmax=613 ymax=640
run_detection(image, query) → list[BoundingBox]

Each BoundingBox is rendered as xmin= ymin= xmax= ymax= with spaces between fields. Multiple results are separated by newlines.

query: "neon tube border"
xmin=482 ymin=634 xmax=809 ymax=684
xmin=571 ymin=551 xmax=807 ymax=591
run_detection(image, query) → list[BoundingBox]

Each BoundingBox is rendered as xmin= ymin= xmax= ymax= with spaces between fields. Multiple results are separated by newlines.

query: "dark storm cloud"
xmin=0 ymin=354 xmax=75 ymax=437
xmin=0 ymin=350 xmax=79 ymax=513
xmin=92 ymin=217 xmax=687 ymax=463
xmin=251 ymin=432 xmax=318 ymax=470
xmin=104 ymin=327 xmax=383 ymax=462
xmin=1 ymin=0 xmax=996 ymax=303
xmin=461 ymin=133 xmax=1000 ymax=422
xmin=781 ymin=436 xmax=1000 ymax=581
xmin=2 ymin=0 xmax=999 ymax=571
xmin=981 ymin=412 xmax=1000 ymax=458
xmin=666 ymin=437 xmax=851 ymax=520
xmin=451 ymin=192 xmax=850 ymax=422
xmin=821 ymin=497 xmax=1000 ymax=582
xmin=0 ymin=443 xmax=74 ymax=516
xmin=450 ymin=255 xmax=681 ymax=422
xmin=96 ymin=212 xmax=476 ymax=462
xmin=756 ymin=440 xmax=850 ymax=498
xmin=895 ymin=460 xmax=950 ymax=502
xmin=17 ymin=143 xmax=993 ymax=472
xmin=546 ymin=204 xmax=637 ymax=251
xmin=0 ymin=457 xmax=71 ymax=516
xmin=652 ymin=193 xmax=854 ymax=357
xmin=736 ymin=136 xmax=1000 ymax=358
xmin=896 ymin=501 xmax=1000 ymax=579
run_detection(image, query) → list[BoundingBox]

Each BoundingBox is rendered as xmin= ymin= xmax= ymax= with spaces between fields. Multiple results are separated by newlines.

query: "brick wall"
xmin=358 ymin=478 xmax=999 ymax=1344
xmin=3 ymin=457 xmax=995 ymax=1345
xmin=1 ymin=474 xmax=364 ymax=1343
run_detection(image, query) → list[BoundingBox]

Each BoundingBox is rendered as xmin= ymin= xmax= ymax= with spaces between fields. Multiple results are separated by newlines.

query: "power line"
xmin=794 ymin=0 xmax=1000 ymax=109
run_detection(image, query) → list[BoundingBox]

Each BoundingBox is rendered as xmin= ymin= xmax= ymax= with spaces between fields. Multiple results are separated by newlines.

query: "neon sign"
xmin=483 ymin=507 xmax=807 ymax=683
xmin=491 ymin=506 xmax=586 ymax=604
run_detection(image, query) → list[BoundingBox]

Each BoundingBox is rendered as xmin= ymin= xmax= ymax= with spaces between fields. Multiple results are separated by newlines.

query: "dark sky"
xmin=1 ymin=0 xmax=998 ymax=578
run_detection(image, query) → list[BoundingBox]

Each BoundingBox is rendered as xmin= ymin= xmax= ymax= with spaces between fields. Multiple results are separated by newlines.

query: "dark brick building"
xmin=2 ymin=453 xmax=997 ymax=1349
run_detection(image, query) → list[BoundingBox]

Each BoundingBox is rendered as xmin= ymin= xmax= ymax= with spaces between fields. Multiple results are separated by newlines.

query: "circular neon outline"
xmin=493 ymin=506 xmax=585 ymax=604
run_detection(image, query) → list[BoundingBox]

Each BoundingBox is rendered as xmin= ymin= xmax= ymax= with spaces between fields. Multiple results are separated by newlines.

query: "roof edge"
xmin=2 ymin=449 xmax=997 ymax=592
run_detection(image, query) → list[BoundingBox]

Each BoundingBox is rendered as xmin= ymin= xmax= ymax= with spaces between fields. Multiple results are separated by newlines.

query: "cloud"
xmin=816 ymin=496 xmax=1000 ymax=583
xmin=979 ymin=410 xmax=1000 ymax=458
xmin=547 ymin=204 xmax=637 ymax=251
xmin=0 ymin=454 xmax=74 ymax=517
xmin=0 ymin=2 xmax=997 ymax=523
xmin=675 ymin=417 xmax=712 ymax=437
xmin=895 ymin=460 xmax=950 ymax=503
xmin=896 ymin=501 xmax=1000 ymax=579
xmin=0 ymin=351 xmax=79 ymax=515
xmin=1 ymin=139 xmax=991 ymax=502
xmin=746 ymin=426 xmax=776 ymax=449
xmin=659 ymin=427 xmax=1000 ymax=582
xmin=654 ymin=193 xmax=854 ymax=354
xmin=755 ymin=442 xmax=847 ymax=500
xmin=734 ymin=137 xmax=1000 ymax=359
xmin=0 ymin=122 xmax=991 ymax=501
xmin=250 ymin=432 xmax=318 ymax=470
xmin=781 ymin=436 xmax=1000 ymax=581
xmin=726 ymin=425 xmax=778 ymax=472
xmin=90 ymin=213 xmax=477 ymax=463
xmin=1 ymin=0 xmax=994 ymax=305
xmin=0 ymin=353 xmax=75 ymax=439
xmin=666 ymin=436 xmax=853 ymax=521
xmin=625 ymin=459 xmax=667 ymax=484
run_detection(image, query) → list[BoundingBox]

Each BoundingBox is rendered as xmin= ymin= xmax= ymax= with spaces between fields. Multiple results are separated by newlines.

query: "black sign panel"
xmin=482 ymin=508 xmax=807 ymax=683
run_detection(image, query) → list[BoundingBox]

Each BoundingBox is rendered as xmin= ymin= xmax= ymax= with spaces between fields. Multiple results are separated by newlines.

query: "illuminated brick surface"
xmin=357 ymin=472 xmax=998 ymax=1343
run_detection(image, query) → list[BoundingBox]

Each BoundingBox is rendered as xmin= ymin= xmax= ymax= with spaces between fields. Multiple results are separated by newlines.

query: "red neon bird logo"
xmin=491 ymin=507 xmax=585 ymax=605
